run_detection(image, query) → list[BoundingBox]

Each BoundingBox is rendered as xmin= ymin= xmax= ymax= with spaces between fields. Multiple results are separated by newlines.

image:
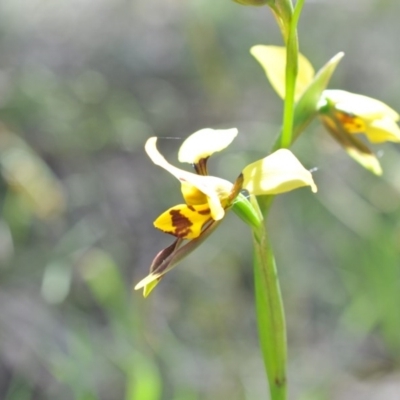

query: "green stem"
xmin=292 ymin=0 xmax=306 ymax=28
xmin=254 ymin=3 xmax=308 ymax=399
xmin=252 ymin=220 xmax=287 ymax=400
xmin=280 ymin=24 xmax=297 ymax=147
xmin=280 ymin=0 xmax=305 ymax=148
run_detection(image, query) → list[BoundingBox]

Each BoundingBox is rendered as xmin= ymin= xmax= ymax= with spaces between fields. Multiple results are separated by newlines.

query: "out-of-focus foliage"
xmin=0 ymin=0 xmax=399 ymax=399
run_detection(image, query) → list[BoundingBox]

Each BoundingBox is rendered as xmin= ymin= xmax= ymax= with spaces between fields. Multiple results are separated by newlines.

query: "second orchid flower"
xmin=251 ymin=45 xmax=400 ymax=175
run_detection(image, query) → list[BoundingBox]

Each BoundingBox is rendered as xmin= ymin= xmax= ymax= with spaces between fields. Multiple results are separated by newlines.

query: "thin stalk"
xmin=280 ymin=21 xmax=298 ymax=148
xmin=252 ymin=220 xmax=287 ymax=400
xmin=253 ymin=3 xmax=308 ymax=399
xmin=280 ymin=0 xmax=305 ymax=149
xmin=292 ymin=0 xmax=306 ymax=29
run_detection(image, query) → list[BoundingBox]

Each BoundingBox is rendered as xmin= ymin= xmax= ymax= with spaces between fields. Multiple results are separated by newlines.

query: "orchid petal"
xmin=251 ymin=45 xmax=315 ymax=101
xmin=154 ymin=203 xmax=212 ymax=239
xmin=135 ymin=220 xmax=222 ymax=297
xmin=324 ymin=90 xmax=399 ymax=121
xmin=320 ymin=115 xmax=382 ymax=175
xmin=180 ymin=182 xmax=208 ymax=205
xmin=365 ymin=118 xmax=400 ymax=143
xmin=178 ymin=128 xmax=238 ymax=164
xmin=135 ymin=273 xmax=163 ymax=297
xmin=145 ymin=137 xmax=233 ymax=220
xmin=138 ymin=239 xmax=182 ymax=297
xmin=345 ymin=147 xmax=382 ymax=176
xmin=241 ymin=149 xmax=317 ymax=195
xmin=142 ymin=279 xmax=160 ymax=298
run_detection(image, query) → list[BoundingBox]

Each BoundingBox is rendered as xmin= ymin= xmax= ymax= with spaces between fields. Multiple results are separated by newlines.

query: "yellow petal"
xmin=145 ymin=137 xmax=233 ymax=220
xmin=135 ymin=239 xmax=181 ymax=297
xmin=178 ymin=128 xmax=238 ymax=164
xmin=333 ymin=111 xmax=366 ymax=134
xmin=345 ymin=147 xmax=382 ymax=176
xmin=324 ymin=90 xmax=399 ymax=121
xmin=241 ymin=149 xmax=317 ymax=195
xmin=365 ymin=117 xmax=400 ymax=143
xmin=250 ymin=45 xmax=315 ymax=101
xmin=154 ymin=204 xmax=212 ymax=239
xmin=143 ymin=280 xmax=159 ymax=297
xmin=320 ymin=115 xmax=382 ymax=175
xmin=134 ymin=273 xmax=162 ymax=297
xmin=181 ymin=182 xmax=208 ymax=205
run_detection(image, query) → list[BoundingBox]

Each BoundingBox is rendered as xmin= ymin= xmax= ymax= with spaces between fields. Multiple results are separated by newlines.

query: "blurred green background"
xmin=0 ymin=0 xmax=399 ymax=399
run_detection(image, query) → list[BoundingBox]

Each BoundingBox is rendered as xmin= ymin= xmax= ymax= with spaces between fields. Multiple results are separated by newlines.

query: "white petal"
xmin=145 ymin=137 xmax=232 ymax=220
xmin=241 ymin=149 xmax=317 ymax=195
xmin=324 ymin=90 xmax=399 ymax=121
xmin=178 ymin=128 xmax=238 ymax=164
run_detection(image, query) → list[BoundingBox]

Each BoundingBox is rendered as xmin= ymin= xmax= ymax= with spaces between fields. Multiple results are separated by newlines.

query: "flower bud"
xmin=232 ymin=193 xmax=262 ymax=229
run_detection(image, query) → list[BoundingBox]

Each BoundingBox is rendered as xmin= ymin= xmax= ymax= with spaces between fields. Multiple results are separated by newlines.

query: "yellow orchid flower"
xmin=135 ymin=128 xmax=317 ymax=297
xmin=251 ymin=45 xmax=400 ymax=175
xmin=318 ymin=90 xmax=400 ymax=175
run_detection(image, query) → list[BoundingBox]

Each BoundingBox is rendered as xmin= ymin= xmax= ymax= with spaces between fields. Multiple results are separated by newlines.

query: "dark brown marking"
xmin=187 ymin=205 xmax=195 ymax=212
xmin=169 ymin=209 xmax=193 ymax=237
xmin=194 ymin=157 xmax=209 ymax=176
xmin=197 ymin=209 xmax=211 ymax=215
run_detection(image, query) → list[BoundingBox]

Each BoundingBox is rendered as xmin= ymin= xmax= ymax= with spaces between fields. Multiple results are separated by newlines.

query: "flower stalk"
xmin=253 ymin=1 xmax=306 ymax=399
xmin=280 ymin=0 xmax=305 ymax=148
xmin=252 ymin=217 xmax=287 ymax=400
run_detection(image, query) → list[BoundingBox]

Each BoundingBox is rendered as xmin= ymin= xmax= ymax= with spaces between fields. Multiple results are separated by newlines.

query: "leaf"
xmin=0 ymin=128 xmax=65 ymax=220
xmin=293 ymin=52 xmax=344 ymax=139
xmin=251 ymin=45 xmax=315 ymax=101
xmin=125 ymin=353 xmax=162 ymax=400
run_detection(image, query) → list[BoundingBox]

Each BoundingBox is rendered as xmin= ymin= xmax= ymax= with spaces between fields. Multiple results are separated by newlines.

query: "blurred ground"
xmin=0 ymin=0 xmax=399 ymax=399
